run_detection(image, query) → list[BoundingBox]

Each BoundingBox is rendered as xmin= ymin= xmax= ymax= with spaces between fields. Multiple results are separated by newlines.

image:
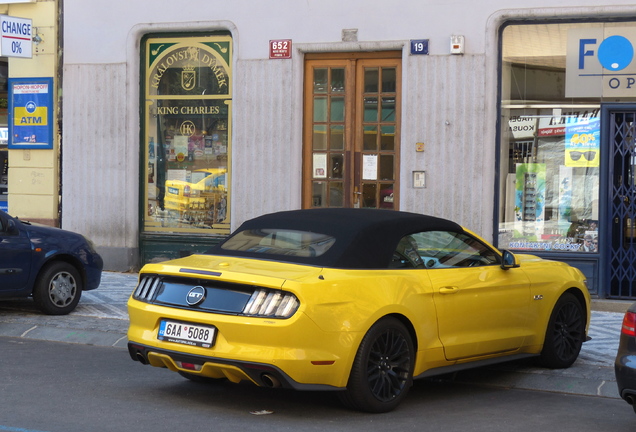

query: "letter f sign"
xmin=579 ymin=39 xmax=597 ymax=69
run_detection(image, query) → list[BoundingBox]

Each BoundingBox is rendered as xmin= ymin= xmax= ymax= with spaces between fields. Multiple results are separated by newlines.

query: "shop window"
xmin=498 ymin=23 xmax=604 ymax=254
xmin=142 ymin=35 xmax=232 ymax=235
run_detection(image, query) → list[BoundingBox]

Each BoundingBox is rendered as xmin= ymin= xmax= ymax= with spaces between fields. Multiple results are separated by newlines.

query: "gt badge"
xmin=186 ymin=286 xmax=206 ymax=306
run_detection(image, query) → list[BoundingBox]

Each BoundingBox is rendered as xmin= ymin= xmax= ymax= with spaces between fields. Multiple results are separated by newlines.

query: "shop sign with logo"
xmin=566 ymin=27 xmax=636 ymax=97
xmin=8 ymin=77 xmax=53 ymax=149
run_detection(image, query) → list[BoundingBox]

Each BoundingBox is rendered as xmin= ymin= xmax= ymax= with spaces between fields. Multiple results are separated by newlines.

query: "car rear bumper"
xmin=615 ymin=347 xmax=636 ymax=411
xmin=127 ymin=342 xmax=343 ymax=392
xmin=127 ymin=298 xmax=360 ymax=388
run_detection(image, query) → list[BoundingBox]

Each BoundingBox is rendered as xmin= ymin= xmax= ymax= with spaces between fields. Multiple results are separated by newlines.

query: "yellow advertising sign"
xmin=13 ymin=106 xmax=48 ymax=126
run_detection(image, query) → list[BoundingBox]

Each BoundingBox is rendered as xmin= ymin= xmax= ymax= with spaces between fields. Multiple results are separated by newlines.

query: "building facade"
xmin=1 ymin=0 xmax=58 ymax=225
xmin=32 ymin=1 xmax=636 ymax=299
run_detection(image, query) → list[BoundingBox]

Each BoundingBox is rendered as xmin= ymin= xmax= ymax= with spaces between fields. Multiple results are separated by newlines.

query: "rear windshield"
xmin=221 ymin=229 xmax=336 ymax=258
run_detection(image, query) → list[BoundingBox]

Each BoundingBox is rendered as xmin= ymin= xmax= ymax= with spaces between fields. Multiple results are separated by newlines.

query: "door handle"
xmin=439 ymin=286 xmax=459 ymax=294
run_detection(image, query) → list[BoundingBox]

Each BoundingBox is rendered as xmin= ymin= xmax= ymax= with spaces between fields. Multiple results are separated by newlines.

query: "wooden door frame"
xmin=302 ymin=52 xmax=402 ymax=209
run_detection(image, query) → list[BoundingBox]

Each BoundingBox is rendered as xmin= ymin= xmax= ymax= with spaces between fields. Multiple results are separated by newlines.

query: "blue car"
xmin=615 ymin=302 xmax=636 ymax=414
xmin=0 ymin=210 xmax=103 ymax=315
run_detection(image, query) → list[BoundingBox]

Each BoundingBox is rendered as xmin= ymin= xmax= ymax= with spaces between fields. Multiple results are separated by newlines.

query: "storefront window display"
xmin=142 ymin=35 xmax=232 ymax=235
xmin=498 ymin=23 xmax=604 ymax=253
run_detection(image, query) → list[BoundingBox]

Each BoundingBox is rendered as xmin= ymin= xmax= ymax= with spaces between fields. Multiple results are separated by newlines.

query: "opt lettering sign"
xmin=0 ymin=15 xmax=32 ymax=58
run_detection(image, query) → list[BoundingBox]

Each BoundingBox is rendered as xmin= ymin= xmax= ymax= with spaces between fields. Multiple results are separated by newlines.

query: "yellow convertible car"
xmin=127 ymin=208 xmax=590 ymax=412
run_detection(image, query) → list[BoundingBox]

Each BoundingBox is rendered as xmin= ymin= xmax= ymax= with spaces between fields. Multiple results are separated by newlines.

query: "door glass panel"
xmin=314 ymin=68 xmax=328 ymax=93
xmin=381 ymin=97 xmax=396 ymax=122
xmin=330 ymin=182 xmax=344 ymax=207
xmin=362 ymin=183 xmax=377 ymax=208
xmin=364 ymin=97 xmax=378 ymax=122
xmin=331 ymin=68 xmax=345 ymax=93
xmin=312 ymin=181 xmax=327 ymax=207
xmin=380 ymin=183 xmax=394 ymax=209
xmin=331 ymin=154 xmax=344 ymax=179
xmin=380 ymin=155 xmax=394 ymax=180
xmin=364 ymin=68 xmax=379 ymax=92
xmin=330 ymin=125 xmax=344 ymax=150
xmin=330 ymin=96 xmax=345 ymax=122
xmin=313 ymin=97 xmax=327 ymax=122
xmin=363 ymin=125 xmax=377 ymax=151
xmin=313 ymin=125 xmax=327 ymax=150
xmin=381 ymin=68 xmax=396 ymax=92
xmin=381 ymin=125 xmax=395 ymax=151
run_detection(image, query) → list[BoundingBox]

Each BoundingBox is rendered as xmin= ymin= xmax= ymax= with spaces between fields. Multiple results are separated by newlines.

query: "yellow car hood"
xmin=140 ymin=254 xmax=324 ymax=288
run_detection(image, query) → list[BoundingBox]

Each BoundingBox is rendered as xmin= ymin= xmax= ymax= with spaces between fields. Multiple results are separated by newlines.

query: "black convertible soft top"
xmin=208 ymin=208 xmax=464 ymax=269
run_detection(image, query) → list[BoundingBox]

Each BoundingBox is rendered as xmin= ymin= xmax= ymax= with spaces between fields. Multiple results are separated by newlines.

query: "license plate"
xmin=158 ymin=320 xmax=216 ymax=348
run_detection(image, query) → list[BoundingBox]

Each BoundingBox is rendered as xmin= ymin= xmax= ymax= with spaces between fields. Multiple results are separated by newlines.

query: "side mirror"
xmin=6 ymin=219 xmax=17 ymax=234
xmin=501 ymin=250 xmax=520 ymax=270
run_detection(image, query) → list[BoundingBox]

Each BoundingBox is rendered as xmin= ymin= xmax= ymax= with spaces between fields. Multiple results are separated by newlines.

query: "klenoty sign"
xmin=566 ymin=27 xmax=636 ymax=97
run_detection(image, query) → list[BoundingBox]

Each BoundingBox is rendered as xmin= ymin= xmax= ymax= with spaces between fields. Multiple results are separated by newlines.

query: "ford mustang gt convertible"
xmin=127 ymin=208 xmax=591 ymax=412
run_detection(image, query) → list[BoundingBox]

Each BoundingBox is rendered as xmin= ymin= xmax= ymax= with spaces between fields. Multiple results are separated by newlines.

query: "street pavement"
xmin=0 ymin=271 xmax=630 ymax=401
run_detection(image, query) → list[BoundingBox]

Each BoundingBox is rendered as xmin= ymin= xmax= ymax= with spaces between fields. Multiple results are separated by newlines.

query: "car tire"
xmin=537 ymin=292 xmax=585 ymax=369
xmin=338 ymin=317 xmax=414 ymax=413
xmin=32 ymin=261 xmax=83 ymax=315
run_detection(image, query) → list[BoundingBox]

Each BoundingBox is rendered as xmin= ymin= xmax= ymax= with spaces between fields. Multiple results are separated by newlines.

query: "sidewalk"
xmin=0 ymin=271 xmax=630 ymax=400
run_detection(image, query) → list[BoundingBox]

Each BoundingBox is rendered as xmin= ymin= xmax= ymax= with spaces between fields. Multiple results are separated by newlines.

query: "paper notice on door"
xmin=363 ymin=154 xmax=378 ymax=180
xmin=313 ymin=153 xmax=327 ymax=179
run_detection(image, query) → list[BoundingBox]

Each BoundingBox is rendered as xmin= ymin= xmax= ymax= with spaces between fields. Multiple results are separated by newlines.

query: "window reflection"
xmin=498 ymin=23 xmax=600 ymax=254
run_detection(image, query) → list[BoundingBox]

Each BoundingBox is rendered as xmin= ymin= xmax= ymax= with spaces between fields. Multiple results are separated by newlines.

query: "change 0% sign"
xmin=0 ymin=15 xmax=33 ymax=58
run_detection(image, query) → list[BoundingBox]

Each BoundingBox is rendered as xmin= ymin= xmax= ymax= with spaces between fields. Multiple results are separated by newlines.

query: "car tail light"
xmin=621 ymin=312 xmax=636 ymax=337
xmin=133 ymin=276 xmax=161 ymax=301
xmin=242 ymin=289 xmax=299 ymax=318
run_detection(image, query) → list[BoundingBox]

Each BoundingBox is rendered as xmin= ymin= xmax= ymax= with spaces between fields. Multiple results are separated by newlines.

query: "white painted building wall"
xmin=60 ymin=1 xmax=636 ymax=270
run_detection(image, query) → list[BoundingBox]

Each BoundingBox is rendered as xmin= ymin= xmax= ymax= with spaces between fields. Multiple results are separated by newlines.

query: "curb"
xmin=437 ymin=359 xmax=619 ymax=399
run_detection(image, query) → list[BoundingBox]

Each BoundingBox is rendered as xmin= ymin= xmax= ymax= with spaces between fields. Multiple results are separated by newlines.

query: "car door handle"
xmin=439 ymin=286 xmax=459 ymax=294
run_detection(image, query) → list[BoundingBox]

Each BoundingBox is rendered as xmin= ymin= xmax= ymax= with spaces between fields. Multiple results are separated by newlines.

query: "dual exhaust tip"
xmin=135 ymin=352 xmax=149 ymax=365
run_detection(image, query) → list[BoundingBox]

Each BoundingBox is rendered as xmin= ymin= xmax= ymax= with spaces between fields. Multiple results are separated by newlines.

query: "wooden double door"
xmin=303 ymin=52 xmax=401 ymax=209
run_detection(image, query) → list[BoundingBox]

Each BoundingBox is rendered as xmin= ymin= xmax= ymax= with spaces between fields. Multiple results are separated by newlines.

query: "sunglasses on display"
xmin=569 ymin=150 xmax=597 ymax=162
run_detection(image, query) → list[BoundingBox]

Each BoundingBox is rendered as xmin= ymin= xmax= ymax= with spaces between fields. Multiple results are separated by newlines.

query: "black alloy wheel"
xmin=537 ymin=292 xmax=585 ymax=368
xmin=339 ymin=317 xmax=414 ymax=413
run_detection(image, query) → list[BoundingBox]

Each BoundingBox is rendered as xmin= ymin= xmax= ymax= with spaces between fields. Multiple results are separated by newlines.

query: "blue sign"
xmin=410 ymin=39 xmax=429 ymax=55
xmin=567 ymin=28 xmax=636 ymax=97
xmin=8 ymin=77 xmax=53 ymax=149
